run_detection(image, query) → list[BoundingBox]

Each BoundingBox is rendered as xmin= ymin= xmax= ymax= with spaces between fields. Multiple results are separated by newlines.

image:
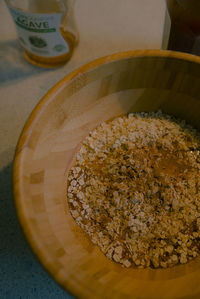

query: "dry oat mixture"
xmin=67 ymin=111 xmax=200 ymax=268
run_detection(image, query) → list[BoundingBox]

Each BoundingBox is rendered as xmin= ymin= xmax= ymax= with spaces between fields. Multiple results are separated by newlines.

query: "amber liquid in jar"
xmin=24 ymin=29 xmax=77 ymax=68
xmin=166 ymin=0 xmax=200 ymax=55
xmin=6 ymin=0 xmax=79 ymax=68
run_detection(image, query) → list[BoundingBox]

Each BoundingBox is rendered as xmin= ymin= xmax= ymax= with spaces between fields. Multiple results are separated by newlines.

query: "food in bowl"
xmin=67 ymin=110 xmax=200 ymax=269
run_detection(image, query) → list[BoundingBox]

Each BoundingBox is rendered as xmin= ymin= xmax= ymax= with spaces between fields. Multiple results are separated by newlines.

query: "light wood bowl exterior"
xmin=13 ymin=50 xmax=200 ymax=299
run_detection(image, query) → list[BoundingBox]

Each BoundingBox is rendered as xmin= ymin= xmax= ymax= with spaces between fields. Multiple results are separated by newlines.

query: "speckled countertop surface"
xmin=0 ymin=0 xmax=166 ymax=297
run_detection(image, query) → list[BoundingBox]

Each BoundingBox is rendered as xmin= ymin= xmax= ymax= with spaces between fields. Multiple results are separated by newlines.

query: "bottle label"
xmin=8 ymin=6 xmax=69 ymax=57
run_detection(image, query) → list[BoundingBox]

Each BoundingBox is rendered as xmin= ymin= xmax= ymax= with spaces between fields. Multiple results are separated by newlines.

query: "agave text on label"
xmin=17 ymin=15 xmax=50 ymax=30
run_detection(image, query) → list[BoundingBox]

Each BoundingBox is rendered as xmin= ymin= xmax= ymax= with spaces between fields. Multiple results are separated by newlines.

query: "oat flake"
xmin=67 ymin=111 xmax=200 ymax=268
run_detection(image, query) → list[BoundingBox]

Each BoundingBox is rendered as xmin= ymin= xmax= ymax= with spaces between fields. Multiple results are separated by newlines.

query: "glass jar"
xmin=165 ymin=0 xmax=200 ymax=55
xmin=6 ymin=0 xmax=79 ymax=67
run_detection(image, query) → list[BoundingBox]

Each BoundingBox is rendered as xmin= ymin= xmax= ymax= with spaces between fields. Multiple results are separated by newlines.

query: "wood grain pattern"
xmin=13 ymin=50 xmax=200 ymax=299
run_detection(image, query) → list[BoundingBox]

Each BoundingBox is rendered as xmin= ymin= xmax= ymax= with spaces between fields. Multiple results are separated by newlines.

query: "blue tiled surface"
xmin=0 ymin=163 xmax=74 ymax=299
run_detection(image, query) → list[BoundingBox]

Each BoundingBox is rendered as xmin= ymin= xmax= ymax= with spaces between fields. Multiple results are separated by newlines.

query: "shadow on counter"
xmin=0 ymin=162 xmax=73 ymax=298
xmin=0 ymin=39 xmax=49 ymax=85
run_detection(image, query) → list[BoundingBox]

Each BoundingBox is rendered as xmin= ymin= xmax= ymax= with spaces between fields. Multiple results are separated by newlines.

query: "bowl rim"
xmin=12 ymin=49 xmax=200 ymax=297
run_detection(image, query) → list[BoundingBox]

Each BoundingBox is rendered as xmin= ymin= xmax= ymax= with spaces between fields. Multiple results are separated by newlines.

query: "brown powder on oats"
xmin=67 ymin=111 xmax=200 ymax=268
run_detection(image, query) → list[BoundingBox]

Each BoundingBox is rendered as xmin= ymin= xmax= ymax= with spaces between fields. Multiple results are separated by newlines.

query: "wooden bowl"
xmin=13 ymin=50 xmax=200 ymax=299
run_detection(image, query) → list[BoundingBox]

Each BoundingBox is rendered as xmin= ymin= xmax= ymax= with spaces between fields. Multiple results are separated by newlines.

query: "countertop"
xmin=0 ymin=0 xmax=166 ymax=297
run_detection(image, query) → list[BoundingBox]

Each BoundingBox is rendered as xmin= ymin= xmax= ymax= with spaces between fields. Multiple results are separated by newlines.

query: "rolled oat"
xmin=67 ymin=111 xmax=200 ymax=268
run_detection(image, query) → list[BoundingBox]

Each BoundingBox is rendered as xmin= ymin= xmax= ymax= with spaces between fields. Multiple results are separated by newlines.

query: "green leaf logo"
xmin=54 ymin=44 xmax=66 ymax=52
xmin=29 ymin=36 xmax=47 ymax=48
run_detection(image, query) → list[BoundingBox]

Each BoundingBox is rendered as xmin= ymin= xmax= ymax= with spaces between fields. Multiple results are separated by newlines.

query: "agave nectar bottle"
xmin=6 ymin=0 xmax=79 ymax=67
